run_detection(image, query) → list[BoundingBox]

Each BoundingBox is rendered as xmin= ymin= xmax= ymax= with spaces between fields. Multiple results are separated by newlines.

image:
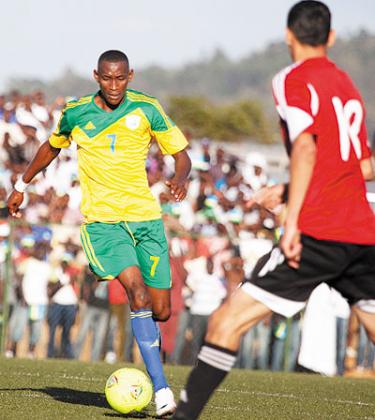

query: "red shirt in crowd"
xmin=108 ymin=279 xmax=128 ymax=305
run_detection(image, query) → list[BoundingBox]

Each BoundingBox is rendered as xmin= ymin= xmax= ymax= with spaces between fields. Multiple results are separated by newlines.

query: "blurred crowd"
xmin=0 ymin=90 xmax=373 ymax=377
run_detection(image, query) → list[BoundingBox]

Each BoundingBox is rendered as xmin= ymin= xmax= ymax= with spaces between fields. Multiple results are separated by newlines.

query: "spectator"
xmin=0 ymin=187 xmax=9 ymax=218
xmin=243 ymin=152 xmax=268 ymax=192
xmin=238 ymin=317 xmax=272 ymax=370
xmin=186 ymin=256 xmax=227 ymax=361
xmin=159 ymin=238 xmax=188 ymax=362
xmin=74 ymin=266 xmax=110 ymax=361
xmin=0 ymin=109 xmax=27 ymax=159
xmin=271 ymin=313 xmax=301 ymax=372
xmin=105 ymin=278 xmax=130 ymax=364
xmin=31 ymin=91 xmax=52 ymax=129
xmin=333 ymin=289 xmax=351 ymax=376
xmin=5 ymin=242 xmax=51 ymax=358
xmin=0 ymin=94 xmax=5 ymax=119
xmin=15 ymin=95 xmax=48 ymax=142
xmin=47 ymin=260 xmax=78 ymax=358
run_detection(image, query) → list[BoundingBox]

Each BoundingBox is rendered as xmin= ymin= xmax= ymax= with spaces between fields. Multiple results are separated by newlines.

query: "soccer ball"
xmin=105 ymin=368 xmax=153 ymax=414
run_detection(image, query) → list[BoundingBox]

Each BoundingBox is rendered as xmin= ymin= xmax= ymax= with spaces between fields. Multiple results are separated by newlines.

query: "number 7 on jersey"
xmin=106 ymin=134 xmax=117 ymax=153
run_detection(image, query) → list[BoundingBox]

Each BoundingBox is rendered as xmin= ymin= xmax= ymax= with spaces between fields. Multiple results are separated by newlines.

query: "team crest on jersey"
xmin=84 ymin=121 xmax=96 ymax=130
xmin=125 ymin=115 xmax=141 ymax=130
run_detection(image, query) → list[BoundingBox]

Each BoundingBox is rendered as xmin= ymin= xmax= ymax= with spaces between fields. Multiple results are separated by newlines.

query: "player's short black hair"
xmin=97 ymin=50 xmax=129 ymax=69
xmin=287 ymin=1 xmax=331 ymax=46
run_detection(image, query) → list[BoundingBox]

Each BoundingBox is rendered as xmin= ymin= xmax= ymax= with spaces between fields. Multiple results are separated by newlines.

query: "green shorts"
xmin=80 ymin=219 xmax=171 ymax=289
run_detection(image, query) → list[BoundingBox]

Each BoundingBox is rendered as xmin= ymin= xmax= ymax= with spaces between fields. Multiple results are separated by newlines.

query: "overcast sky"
xmin=1 ymin=0 xmax=374 ymax=90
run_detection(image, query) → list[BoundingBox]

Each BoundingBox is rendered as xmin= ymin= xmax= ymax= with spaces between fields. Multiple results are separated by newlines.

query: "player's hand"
xmin=280 ymin=222 xmax=302 ymax=269
xmin=246 ymin=184 xmax=285 ymax=214
xmin=7 ymin=190 xmax=24 ymax=218
xmin=165 ymin=178 xmax=187 ymax=202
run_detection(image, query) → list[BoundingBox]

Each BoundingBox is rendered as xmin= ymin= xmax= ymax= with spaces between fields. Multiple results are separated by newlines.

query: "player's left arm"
xmin=360 ymin=157 xmax=375 ymax=181
xmin=282 ymin=132 xmax=317 ymax=268
xmin=149 ymin=100 xmax=191 ymax=201
xmin=166 ymin=149 xmax=192 ymax=202
xmin=356 ymin=95 xmax=374 ymax=181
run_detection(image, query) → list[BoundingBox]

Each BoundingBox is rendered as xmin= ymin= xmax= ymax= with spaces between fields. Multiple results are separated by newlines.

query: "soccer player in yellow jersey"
xmin=7 ymin=50 xmax=191 ymax=416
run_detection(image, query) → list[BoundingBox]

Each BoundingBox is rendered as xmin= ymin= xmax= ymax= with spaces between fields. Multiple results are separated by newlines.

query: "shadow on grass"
xmin=103 ymin=413 xmax=156 ymax=419
xmin=0 ymin=387 xmax=159 ymax=418
xmin=0 ymin=386 xmax=106 ymax=406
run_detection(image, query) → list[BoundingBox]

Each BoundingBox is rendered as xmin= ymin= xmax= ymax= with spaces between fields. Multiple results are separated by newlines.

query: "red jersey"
xmin=273 ymin=57 xmax=375 ymax=244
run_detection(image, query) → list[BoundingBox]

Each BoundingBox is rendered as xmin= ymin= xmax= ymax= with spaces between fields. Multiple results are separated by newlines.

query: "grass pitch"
xmin=0 ymin=357 xmax=374 ymax=419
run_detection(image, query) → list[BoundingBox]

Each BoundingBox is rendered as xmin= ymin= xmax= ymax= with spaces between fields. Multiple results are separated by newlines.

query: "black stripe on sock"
xmin=202 ymin=341 xmax=237 ymax=356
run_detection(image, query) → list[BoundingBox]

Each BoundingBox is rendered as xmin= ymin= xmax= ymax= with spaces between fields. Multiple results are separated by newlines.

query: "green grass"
xmin=0 ymin=357 xmax=374 ymax=419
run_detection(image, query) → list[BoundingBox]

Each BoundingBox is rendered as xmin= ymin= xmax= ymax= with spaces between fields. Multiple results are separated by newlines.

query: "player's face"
xmin=94 ymin=61 xmax=133 ymax=106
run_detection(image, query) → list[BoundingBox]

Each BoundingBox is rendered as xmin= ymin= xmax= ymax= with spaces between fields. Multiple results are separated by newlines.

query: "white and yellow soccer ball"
xmin=105 ymin=368 xmax=153 ymax=414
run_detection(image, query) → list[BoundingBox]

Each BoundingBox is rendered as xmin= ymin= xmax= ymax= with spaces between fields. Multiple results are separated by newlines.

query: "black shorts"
xmin=241 ymin=234 xmax=375 ymax=317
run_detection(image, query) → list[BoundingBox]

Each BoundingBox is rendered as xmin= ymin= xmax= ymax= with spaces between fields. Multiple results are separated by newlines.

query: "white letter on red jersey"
xmin=332 ymin=97 xmax=363 ymax=161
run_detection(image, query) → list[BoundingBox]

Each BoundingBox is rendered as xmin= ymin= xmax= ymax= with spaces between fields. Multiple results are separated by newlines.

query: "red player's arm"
xmin=281 ymin=132 xmax=317 ymax=268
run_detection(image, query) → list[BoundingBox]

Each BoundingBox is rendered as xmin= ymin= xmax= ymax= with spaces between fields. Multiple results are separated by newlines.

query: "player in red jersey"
xmin=172 ymin=2 xmax=375 ymax=419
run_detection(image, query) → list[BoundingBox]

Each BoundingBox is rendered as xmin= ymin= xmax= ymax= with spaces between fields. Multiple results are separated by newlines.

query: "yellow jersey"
xmin=49 ymin=89 xmax=188 ymax=222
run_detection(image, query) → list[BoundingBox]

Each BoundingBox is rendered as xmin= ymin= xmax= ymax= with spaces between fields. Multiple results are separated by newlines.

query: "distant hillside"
xmin=135 ymin=30 xmax=375 ymax=132
xmin=7 ymin=31 xmax=375 ymax=134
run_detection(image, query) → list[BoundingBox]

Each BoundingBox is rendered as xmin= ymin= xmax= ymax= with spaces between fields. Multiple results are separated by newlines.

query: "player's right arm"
xmin=282 ymin=132 xmax=317 ymax=268
xmin=7 ymin=141 xmax=61 ymax=217
xmin=272 ymin=70 xmax=319 ymax=267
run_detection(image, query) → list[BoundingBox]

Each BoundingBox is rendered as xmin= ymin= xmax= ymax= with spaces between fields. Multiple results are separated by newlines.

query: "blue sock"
xmin=130 ymin=309 xmax=168 ymax=392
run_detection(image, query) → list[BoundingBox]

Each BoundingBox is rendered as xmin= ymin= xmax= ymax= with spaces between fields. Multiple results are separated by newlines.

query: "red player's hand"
xmin=280 ymin=223 xmax=302 ymax=269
